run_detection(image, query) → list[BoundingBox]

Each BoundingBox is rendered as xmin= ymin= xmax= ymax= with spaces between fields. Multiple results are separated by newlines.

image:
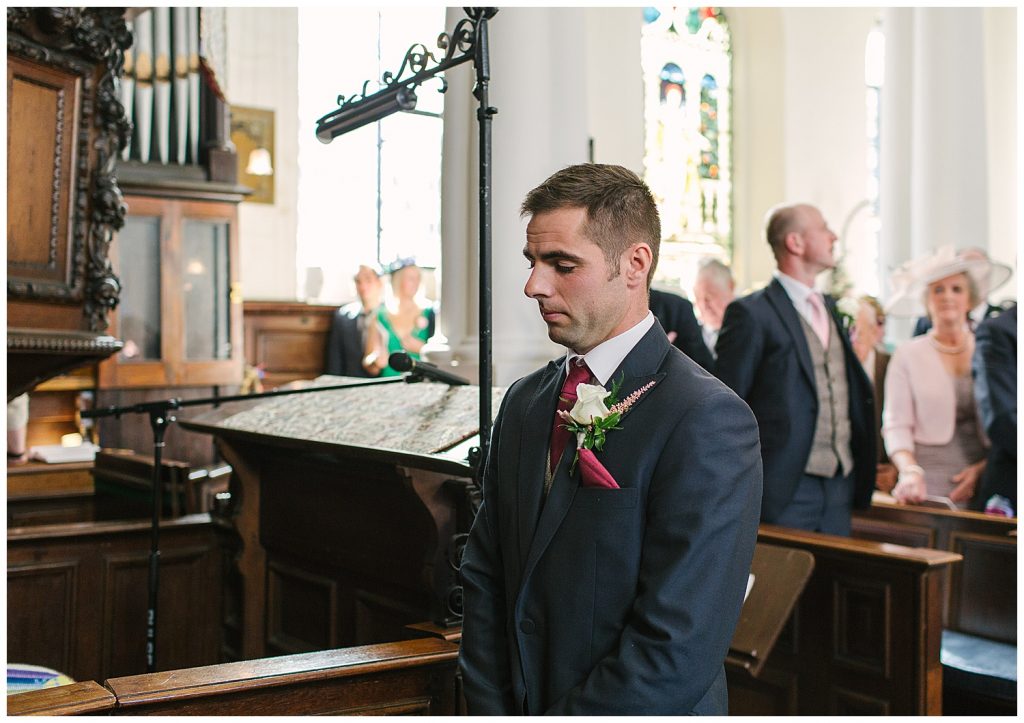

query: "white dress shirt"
xmin=774 ymin=271 xmax=828 ymax=330
xmin=564 ymin=311 xmax=656 ymax=386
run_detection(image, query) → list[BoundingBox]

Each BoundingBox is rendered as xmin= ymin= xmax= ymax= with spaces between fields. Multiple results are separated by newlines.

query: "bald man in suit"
xmin=715 ymin=203 xmax=875 ymax=536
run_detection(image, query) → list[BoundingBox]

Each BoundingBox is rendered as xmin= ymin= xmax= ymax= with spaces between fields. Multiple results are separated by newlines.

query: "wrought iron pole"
xmin=470 ymin=8 xmax=498 ymax=471
xmin=145 ymin=409 xmax=171 ymax=673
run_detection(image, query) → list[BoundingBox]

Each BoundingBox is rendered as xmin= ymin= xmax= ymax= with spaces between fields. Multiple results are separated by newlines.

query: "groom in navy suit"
xmin=458 ymin=164 xmax=762 ymax=715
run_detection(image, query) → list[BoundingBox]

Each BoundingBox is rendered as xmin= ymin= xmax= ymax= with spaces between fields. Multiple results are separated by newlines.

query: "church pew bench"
xmin=851 ymin=498 xmax=1016 ymax=638
xmin=726 ymin=524 xmax=960 ymax=715
xmin=103 ymin=637 xmax=459 ymax=715
xmin=7 ymin=514 xmax=227 ymax=684
xmin=7 ymin=681 xmax=116 ymax=716
xmin=7 ymin=460 xmax=96 ymax=527
xmin=851 ymin=501 xmax=1017 ymax=714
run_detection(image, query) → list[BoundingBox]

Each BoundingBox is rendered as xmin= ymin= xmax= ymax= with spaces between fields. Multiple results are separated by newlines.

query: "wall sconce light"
xmin=230 ymin=105 xmax=275 ymax=204
xmin=245 ymin=147 xmax=274 ymax=176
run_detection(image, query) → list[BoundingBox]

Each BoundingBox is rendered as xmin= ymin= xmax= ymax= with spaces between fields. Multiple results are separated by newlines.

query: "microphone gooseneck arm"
xmin=389 ymin=352 xmax=470 ymax=386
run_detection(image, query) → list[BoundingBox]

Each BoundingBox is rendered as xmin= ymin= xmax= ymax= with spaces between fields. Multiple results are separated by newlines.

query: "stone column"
xmin=880 ymin=9 xmax=991 ymax=296
xmin=439 ymin=7 xmax=590 ymax=386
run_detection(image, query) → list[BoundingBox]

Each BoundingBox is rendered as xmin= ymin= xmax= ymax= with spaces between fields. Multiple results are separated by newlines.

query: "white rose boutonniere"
xmin=836 ymin=295 xmax=859 ymax=332
xmin=557 ymin=376 xmax=657 ymax=472
xmin=569 ymin=383 xmax=612 ymax=424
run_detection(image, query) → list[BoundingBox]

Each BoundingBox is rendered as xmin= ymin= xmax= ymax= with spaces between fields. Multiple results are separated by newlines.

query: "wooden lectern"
xmin=181 ymin=377 xmax=502 ymax=662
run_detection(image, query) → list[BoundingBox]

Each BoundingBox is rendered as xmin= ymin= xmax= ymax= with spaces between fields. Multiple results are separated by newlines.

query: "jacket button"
xmin=520 ymin=619 xmax=536 ymax=635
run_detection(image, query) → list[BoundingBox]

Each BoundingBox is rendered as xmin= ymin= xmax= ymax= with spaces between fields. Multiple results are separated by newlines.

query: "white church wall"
xmin=225 ymin=7 xmax=299 ymax=302
xmin=583 ymin=7 xmax=645 ymax=174
xmin=727 ymin=7 xmax=786 ymax=295
xmin=779 ymin=7 xmax=881 ymax=297
xmin=983 ymin=6 xmax=1018 ymax=301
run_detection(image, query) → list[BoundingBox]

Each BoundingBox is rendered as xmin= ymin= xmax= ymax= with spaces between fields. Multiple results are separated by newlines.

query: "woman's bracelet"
xmin=898 ymin=464 xmax=924 ymax=481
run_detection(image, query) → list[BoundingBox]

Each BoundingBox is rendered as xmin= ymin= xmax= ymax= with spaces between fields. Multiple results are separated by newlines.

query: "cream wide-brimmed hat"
xmin=885 ymin=245 xmax=1012 ymax=317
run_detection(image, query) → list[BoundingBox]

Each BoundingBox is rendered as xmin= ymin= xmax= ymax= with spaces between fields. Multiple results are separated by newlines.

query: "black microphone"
xmin=389 ymin=352 xmax=470 ymax=386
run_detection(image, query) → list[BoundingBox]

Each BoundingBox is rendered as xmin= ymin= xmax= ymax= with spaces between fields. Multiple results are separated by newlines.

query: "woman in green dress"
xmin=363 ymin=259 xmax=436 ymax=376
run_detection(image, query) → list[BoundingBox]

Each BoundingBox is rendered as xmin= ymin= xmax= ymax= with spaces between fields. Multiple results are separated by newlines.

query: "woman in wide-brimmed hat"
xmin=881 ymin=246 xmax=995 ymax=507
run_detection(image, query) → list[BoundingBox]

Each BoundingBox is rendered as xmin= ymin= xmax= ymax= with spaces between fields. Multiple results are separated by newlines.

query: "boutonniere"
xmin=558 ymin=376 xmax=657 ymax=472
xmin=836 ymin=295 xmax=859 ymax=333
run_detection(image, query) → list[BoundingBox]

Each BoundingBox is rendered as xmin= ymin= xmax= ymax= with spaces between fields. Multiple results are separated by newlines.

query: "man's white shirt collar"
xmin=564 ymin=312 xmax=656 ymax=386
xmin=774 ymin=271 xmax=825 ymax=329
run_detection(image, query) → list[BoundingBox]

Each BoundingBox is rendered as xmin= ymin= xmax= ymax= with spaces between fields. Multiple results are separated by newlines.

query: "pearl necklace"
xmin=927 ymin=331 xmax=968 ymax=355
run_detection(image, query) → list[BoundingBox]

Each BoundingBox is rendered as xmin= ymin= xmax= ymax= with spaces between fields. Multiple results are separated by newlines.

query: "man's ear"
xmin=783 ymin=230 xmax=803 ymax=257
xmin=624 ymin=243 xmax=654 ymax=288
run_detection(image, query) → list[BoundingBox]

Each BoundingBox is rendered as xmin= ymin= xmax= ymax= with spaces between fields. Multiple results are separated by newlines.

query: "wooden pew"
xmin=103 ymin=637 xmax=459 ymax=715
xmin=852 ymin=498 xmax=1016 ymax=639
xmin=851 ymin=499 xmax=1017 ymax=714
xmin=7 ymin=460 xmax=96 ymax=527
xmin=7 ymin=514 xmax=227 ymax=683
xmin=6 ymin=638 xmax=458 ymax=716
xmin=726 ymin=524 xmax=960 ymax=715
xmin=7 ymin=681 xmax=116 ymax=716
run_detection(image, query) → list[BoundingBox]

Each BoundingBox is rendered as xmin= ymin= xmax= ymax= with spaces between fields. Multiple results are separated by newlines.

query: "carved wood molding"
xmin=7 ymin=7 xmax=132 ymax=332
xmin=7 ymin=327 xmax=123 ymax=355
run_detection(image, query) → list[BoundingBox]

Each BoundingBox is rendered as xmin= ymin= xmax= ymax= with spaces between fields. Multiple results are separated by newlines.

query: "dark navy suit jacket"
xmin=648 ymin=288 xmax=715 ymax=372
xmin=324 ymin=302 xmax=373 ymax=377
xmin=714 ymin=278 xmax=876 ymax=523
xmin=459 ymin=321 xmax=762 ymax=715
xmin=971 ymin=304 xmax=1017 ymax=509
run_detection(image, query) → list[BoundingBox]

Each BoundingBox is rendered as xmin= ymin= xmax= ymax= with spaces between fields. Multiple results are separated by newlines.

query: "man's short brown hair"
xmin=520 ymin=163 xmax=661 ymax=286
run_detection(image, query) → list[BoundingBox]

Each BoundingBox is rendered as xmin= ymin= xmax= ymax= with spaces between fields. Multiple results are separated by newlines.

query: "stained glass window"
xmin=642 ymin=6 xmax=732 ymax=291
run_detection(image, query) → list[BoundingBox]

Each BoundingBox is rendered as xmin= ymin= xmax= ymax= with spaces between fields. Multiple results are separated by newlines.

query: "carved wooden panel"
xmin=948 ymin=532 xmax=1016 ymax=644
xmin=726 ymin=667 xmax=798 ymax=716
xmin=243 ymin=301 xmax=335 ymax=388
xmin=7 ymin=56 xmax=79 ymax=287
xmin=267 ymin=559 xmax=339 ymax=654
xmin=7 ymin=7 xmax=131 ymax=330
xmin=830 ymin=686 xmax=891 ymax=715
xmin=7 ymin=516 xmax=224 ymax=682
xmin=102 ymin=546 xmax=218 ymax=678
xmin=832 ymin=576 xmax=892 ymax=676
xmin=6 ymin=560 xmax=79 ymax=673
xmin=7 ymin=8 xmax=131 ymax=398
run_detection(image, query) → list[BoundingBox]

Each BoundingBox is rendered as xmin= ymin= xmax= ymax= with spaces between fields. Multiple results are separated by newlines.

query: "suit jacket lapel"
xmin=520 ymin=322 xmax=671 ymax=587
xmin=766 ymin=278 xmax=815 ymax=389
xmin=516 ymin=360 xmax=561 ymax=571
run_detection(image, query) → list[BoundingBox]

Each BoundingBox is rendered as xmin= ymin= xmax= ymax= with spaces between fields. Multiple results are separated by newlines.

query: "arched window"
xmin=642 ymin=6 xmax=732 ymax=292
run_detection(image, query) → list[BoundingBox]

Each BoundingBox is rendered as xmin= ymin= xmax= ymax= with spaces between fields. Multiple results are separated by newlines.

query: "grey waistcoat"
xmin=799 ymin=314 xmax=854 ymax=478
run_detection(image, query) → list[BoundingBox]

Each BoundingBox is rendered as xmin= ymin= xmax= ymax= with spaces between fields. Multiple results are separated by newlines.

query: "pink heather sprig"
xmin=609 ymin=381 xmax=655 ymax=415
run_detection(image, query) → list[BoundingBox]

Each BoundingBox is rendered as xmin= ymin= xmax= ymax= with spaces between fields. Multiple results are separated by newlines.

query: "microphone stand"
xmin=81 ymin=376 xmax=406 ymax=673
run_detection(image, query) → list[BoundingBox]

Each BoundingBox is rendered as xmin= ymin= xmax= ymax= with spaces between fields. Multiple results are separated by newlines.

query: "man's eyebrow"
xmin=522 ymin=247 xmax=586 ymax=264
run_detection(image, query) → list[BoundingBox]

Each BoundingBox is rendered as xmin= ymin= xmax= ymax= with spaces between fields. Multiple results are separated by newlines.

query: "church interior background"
xmin=223 ymin=5 xmax=1017 ymax=385
xmin=5 ymin=5 xmax=1018 ymax=715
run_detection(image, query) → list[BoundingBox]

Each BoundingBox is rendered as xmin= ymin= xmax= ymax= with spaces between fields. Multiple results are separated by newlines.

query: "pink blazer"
xmin=882 ymin=335 xmax=989 ymax=455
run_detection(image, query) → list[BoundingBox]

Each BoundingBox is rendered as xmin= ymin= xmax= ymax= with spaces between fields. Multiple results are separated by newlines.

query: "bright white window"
xmin=296 ymin=7 xmax=444 ymax=304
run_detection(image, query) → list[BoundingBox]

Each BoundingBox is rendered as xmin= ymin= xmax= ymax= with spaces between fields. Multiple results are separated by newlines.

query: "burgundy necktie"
xmin=550 ymin=358 xmax=592 ymax=474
